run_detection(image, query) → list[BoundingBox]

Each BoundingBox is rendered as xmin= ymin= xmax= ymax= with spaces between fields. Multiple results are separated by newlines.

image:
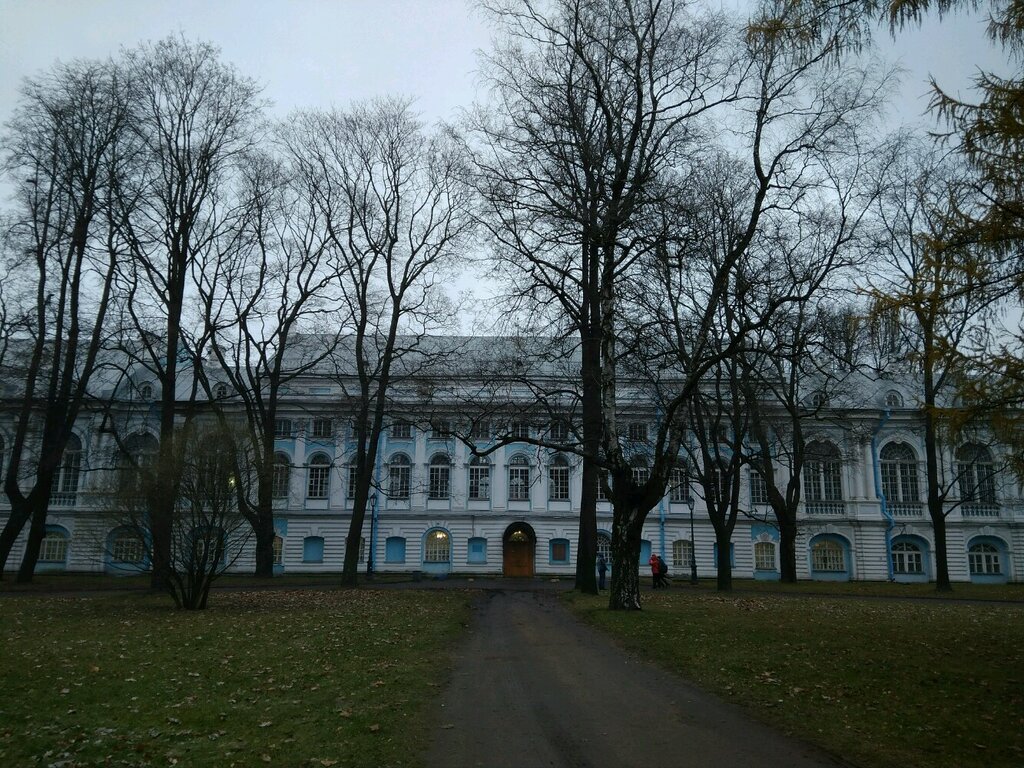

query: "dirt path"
xmin=425 ymin=589 xmax=848 ymax=768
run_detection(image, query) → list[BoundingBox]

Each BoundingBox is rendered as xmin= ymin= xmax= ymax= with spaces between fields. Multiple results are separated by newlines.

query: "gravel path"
xmin=425 ymin=589 xmax=849 ymax=768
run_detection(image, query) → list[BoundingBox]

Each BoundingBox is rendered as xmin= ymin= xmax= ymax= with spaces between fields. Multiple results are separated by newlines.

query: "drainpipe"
xmin=871 ymin=409 xmax=895 ymax=581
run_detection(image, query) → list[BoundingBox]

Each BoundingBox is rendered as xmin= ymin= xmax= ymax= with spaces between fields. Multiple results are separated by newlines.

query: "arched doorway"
xmin=503 ymin=522 xmax=536 ymax=577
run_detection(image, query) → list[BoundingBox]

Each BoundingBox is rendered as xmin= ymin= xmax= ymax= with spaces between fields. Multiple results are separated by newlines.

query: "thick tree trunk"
xmin=715 ymin=528 xmax=733 ymax=592
xmin=607 ymin=509 xmax=643 ymax=610
xmin=252 ymin=508 xmax=276 ymax=578
xmin=575 ymin=332 xmax=602 ymax=595
xmin=778 ymin=515 xmax=798 ymax=583
xmin=0 ymin=505 xmax=32 ymax=576
xmin=16 ymin=497 xmax=50 ymax=583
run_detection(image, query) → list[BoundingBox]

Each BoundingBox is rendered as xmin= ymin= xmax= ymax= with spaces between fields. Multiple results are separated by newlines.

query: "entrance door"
xmin=503 ymin=524 xmax=535 ymax=577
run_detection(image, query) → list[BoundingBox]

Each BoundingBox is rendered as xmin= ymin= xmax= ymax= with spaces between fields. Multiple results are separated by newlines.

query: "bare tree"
xmin=192 ymin=148 xmax=343 ymax=577
xmin=0 ymin=59 xmax=130 ymax=581
xmin=113 ymin=36 xmax=264 ymax=590
xmin=284 ymin=97 xmax=474 ymax=587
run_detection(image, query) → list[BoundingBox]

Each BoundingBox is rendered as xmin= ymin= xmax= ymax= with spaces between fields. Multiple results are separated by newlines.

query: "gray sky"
xmin=0 ymin=0 xmax=1009 ymax=130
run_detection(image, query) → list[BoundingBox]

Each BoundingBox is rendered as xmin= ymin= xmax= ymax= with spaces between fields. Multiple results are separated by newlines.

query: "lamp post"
xmin=687 ymin=495 xmax=698 ymax=584
xmin=366 ymin=493 xmax=377 ymax=579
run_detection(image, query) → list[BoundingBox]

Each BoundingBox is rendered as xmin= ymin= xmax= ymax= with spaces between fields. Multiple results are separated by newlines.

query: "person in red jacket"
xmin=649 ymin=553 xmax=661 ymax=589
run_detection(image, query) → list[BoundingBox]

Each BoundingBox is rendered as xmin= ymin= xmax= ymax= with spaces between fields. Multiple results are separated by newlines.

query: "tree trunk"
xmin=0 ymin=505 xmax=32 ymax=576
xmin=778 ymin=515 xmax=798 ymax=583
xmin=252 ymin=508 xmax=276 ymax=578
xmin=716 ymin=528 xmax=733 ymax=592
xmin=575 ymin=332 xmax=602 ymax=595
xmin=16 ymin=497 xmax=50 ymax=583
xmin=607 ymin=509 xmax=643 ymax=610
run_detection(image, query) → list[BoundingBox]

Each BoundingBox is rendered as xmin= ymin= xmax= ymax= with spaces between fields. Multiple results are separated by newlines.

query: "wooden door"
xmin=503 ymin=541 xmax=534 ymax=577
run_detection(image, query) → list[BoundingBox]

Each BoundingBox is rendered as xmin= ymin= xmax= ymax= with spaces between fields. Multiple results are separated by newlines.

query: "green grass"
xmin=0 ymin=588 xmax=472 ymax=767
xmin=569 ymin=588 xmax=1024 ymax=768
xmin=726 ymin=577 xmax=1024 ymax=602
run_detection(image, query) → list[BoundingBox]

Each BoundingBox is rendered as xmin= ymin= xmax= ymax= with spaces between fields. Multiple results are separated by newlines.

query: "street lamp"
xmin=687 ymin=495 xmax=698 ymax=584
xmin=366 ymin=493 xmax=377 ymax=579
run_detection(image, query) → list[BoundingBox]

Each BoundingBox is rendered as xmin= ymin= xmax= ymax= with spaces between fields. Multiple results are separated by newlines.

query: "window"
xmin=272 ymin=535 xmax=284 ymax=566
xmin=628 ymin=423 xmax=648 ymax=442
xmin=597 ymin=532 xmax=612 ymax=563
xmin=118 ymin=433 xmax=158 ymax=493
xmin=274 ymin=418 xmax=293 ymax=438
xmin=429 ymin=454 xmax=451 ymax=499
xmin=549 ymin=456 xmax=570 ymax=501
xmin=880 ymin=442 xmax=919 ymax=504
xmin=672 ymin=539 xmax=694 ymax=569
xmin=670 ymin=465 xmax=690 ymax=502
xmin=138 ymin=382 xmax=154 ymax=400
xmin=424 ymin=529 xmax=450 ymax=562
xmin=810 ymin=391 xmax=828 ymax=408
xmin=597 ymin=470 xmax=610 ymax=501
xmin=111 ymin=531 xmax=144 ymax=563
xmin=804 ymin=441 xmax=843 ymax=502
xmin=303 ymin=536 xmax=324 ymax=563
xmin=510 ymin=422 xmax=530 ymax=440
xmin=213 ymin=382 xmax=229 ymax=399
xmin=391 ymin=421 xmax=413 ymax=439
xmin=311 ymin=418 xmax=333 ymax=439
xmin=385 ymin=536 xmax=406 ymax=563
xmin=471 ymin=421 xmax=490 ymax=440
xmin=51 ymin=435 xmax=82 ymax=507
xmin=307 ymin=454 xmax=331 ymax=499
xmin=969 ymin=542 xmax=1002 ymax=575
xmin=550 ymin=538 xmax=570 ymax=564
xmin=431 ymin=420 xmax=452 ymax=439
xmin=631 ymin=458 xmax=650 ymax=487
xmin=549 ymin=420 xmax=569 ymax=441
xmin=749 ymin=469 xmax=769 ymax=505
xmin=811 ymin=538 xmax=846 ymax=572
xmin=357 ymin=537 xmax=365 ymax=563
xmin=468 ymin=456 xmax=490 ymax=500
xmin=468 ymin=537 xmax=487 ymax=564
xmin=754 ymin=541 xmax=776 ymax=571
xmin=891 ymin=541 xmax=923 ymax=574
xmin=706 ymin=464 xmax=730 ymax=505
xmin=388 ymin=454 xmax=411 ymax=499
xmin=39 ymin=529 xmax=69 ymax=563
xmin=347 ymin=465 xmax=359 ymax=499
xmin=885 ymin=390 xmax=904 ymax=408
xmin=957 ymin=444 xmax=997 ymax=504
xmin=272 ymin=453 xmax=291 ymax=499
xmin=192 ymin=528 xmax=226 ymax=567
xmin=508 ymin=455 xmax=530 ymax=501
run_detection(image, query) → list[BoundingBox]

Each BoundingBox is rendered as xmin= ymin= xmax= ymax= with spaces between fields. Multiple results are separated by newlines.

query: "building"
xmin=2 ymin=339 xmax=1022 ymax=584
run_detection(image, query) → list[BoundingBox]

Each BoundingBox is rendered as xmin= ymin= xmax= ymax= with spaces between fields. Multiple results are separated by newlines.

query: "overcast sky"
xmin=0 ymin=0 xmax=1009 ymax=130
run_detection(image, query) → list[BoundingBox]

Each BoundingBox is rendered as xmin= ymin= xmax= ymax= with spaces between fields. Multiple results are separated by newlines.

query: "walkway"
xmin=425 ymin=588 xmax=848 ymax=768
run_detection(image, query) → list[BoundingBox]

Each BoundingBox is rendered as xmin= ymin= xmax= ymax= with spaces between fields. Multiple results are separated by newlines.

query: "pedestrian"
xmin=649 ymin=553 xmax=660 ymax=589
xmin=656 ymin=555 xmax=669 ymax=587
xmin=596 ymin=553 xmax=607 ymax=590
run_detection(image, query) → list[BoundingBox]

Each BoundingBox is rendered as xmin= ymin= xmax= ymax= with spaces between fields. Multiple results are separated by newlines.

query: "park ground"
xmin=0 ymin=575 xmax=1021 ymax=767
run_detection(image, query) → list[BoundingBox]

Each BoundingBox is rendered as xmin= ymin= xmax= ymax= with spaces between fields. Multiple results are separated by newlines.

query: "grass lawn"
xmin=0 ymin=588 xmax=472 ymax=767
xmin=569 ymin=587 xmax=1024 ymax=768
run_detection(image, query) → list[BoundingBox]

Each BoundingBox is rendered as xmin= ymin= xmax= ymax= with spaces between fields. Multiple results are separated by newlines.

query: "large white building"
xmin=3 ymin=340 xmax=1022 ymax=584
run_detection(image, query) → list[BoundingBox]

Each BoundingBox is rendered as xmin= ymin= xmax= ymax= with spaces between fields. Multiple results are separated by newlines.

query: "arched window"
xmin=272 ymin=535 xmax=284 ymax=566
xmin=52 ymin=434 xmax=83 ymax=506
xmin=672 ymin=539 xmax=694 ymax=569
xmin=306 ymin=453 xmax=331 ymax=499
xmin=428 ymin=453 xmax=451 ymax=499
xmin=956 ymin=443 xmax=997 ymax=509
xmin=424 ymin=529 xmax=450 ymax=563
xmin=508 ymin=455 xmax=530 ymax=501
xmin=884 ymin=390 xmax=904 ymax=408
xmin=549 ymin=455 xmax=570 ymax=501
xmin=804 ymin=441 xmax=842 ymax=511
xmin=597 ymin=532 xmax=612 ymax=563
xmin=968 ymin=541 xmax=1002 ymax=576
xmin=272 ymin=453 xmax=291 ymax=499
xmin=138 ymin=382 xmax=154 ymax=401
xmin=468 ymin=456 xmax=490 ymax=500
xmin=811 ymin=537 xmax=847 ymax=573
xmin=111 ymin=529 xmax=145 ymax=564
xmin=388 ymin=454 xmax=410 ymax=499
xmin=754 ymin=541 xmax=776 ymax=571
xmin=119 ymin=433 xmax=158 ymax=493
xmin=39 ymin=526 xmax=70 ymax=564
xmin=891 ymin=540 xmax=924 ymax=574
xmin=213 ymin=382 xmax=229 ymax=399
xmin=880 ymin=442 xmax=920 ymax=512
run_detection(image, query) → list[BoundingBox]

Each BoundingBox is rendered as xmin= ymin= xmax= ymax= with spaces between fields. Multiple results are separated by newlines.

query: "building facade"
xmin=2 ymin=361 xmax=1022 ymax=585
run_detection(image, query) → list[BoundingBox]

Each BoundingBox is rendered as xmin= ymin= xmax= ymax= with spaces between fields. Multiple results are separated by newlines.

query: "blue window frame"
xmin=468 ymin=537 xmax=487 ymax=564
xmin=385 ymin=536 xmax=406 ymax=564
xmin=549 ymin=538 xmax=570 ymax=564
xmin=303 ymin=536 xmax=324 ymax=563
